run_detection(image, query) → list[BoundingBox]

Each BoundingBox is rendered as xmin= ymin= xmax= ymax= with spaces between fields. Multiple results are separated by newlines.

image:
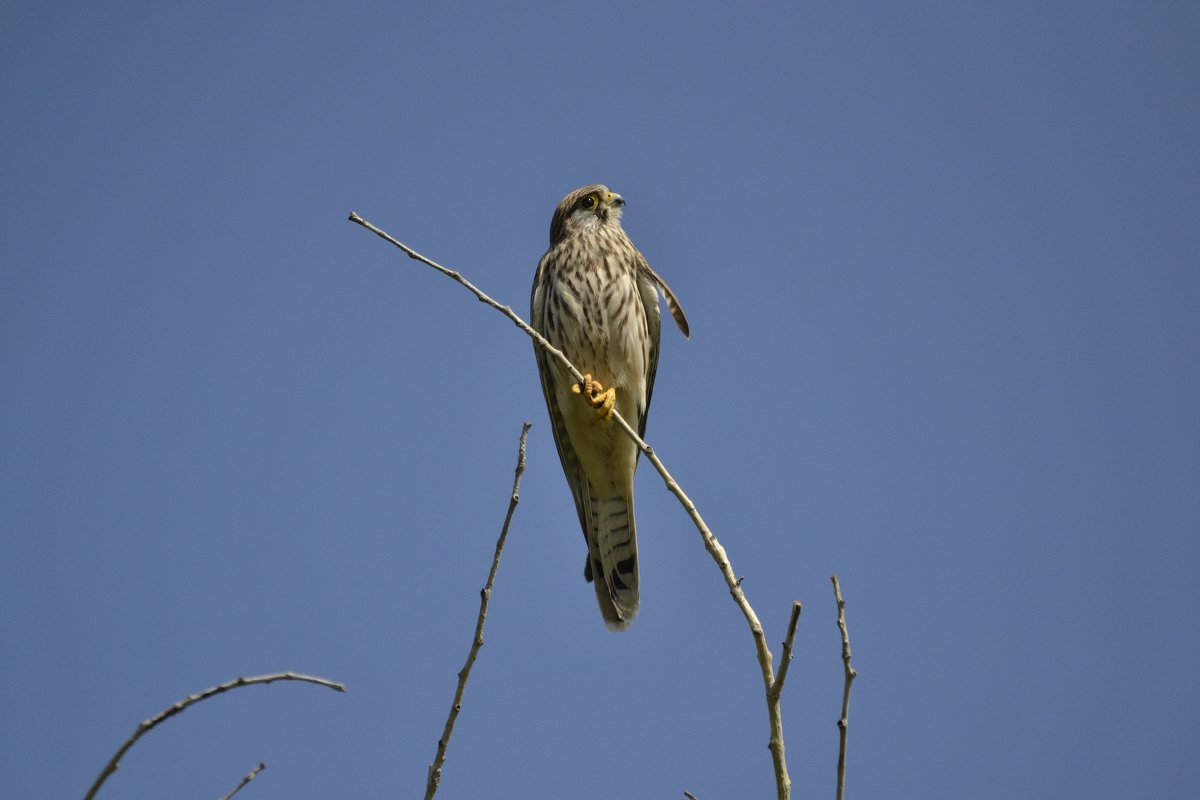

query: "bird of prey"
xmin=531 ymin=184 xmax=689 ymax=630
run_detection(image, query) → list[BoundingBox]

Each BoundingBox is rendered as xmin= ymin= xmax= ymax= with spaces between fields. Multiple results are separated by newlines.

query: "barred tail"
xmin=582 ymin=486 xmax=639 ymax=631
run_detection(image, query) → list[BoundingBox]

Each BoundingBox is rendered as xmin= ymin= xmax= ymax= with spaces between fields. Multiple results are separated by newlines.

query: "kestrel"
xmin=531 ymin=184 xmax=689 ymax=630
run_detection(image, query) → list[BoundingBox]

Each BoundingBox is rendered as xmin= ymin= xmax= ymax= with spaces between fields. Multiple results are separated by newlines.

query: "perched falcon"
xmin=531 ymin=184 xmax=689 ymax=630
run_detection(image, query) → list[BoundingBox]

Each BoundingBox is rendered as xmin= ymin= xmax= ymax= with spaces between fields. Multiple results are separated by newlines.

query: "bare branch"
xmin=424 ymin=422 xmax=531 ymax=800
xmin=683 ymin=792 xmax=701 ymax=800
xmin=85 ymin=672 xmax=345 ymax=800
xmin=217 ymin=762 xmax=266 ymax=800
xmin=348 ymin=213 xmax=586 ymax=387
xmin=349 ymin=214 xmax=796 ymax=799
xmin=770 ymin=601 xmax=804 ymax=704
xmin=831 ymin=576 xmax=857 ymax=800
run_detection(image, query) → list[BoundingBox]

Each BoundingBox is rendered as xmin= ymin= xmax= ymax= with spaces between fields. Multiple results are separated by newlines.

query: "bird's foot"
xmin=572 ymin=374 xmax=617 ymax=421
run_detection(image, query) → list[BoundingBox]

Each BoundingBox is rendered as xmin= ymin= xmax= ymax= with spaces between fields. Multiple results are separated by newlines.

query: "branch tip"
xmin=86 ymin=672 xmax=343 ymax=800
xmin=423 ymin=423 xmax=530 ymax=800
xmin=831 ymin=575 xmax=856 ymax=800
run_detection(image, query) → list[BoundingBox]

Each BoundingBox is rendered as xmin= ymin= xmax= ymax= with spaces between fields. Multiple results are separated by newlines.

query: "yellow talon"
xmin=572 ymin=374 xmax=617 ymax=421
xmin=593 ymin=386 xmax=616 ymax=420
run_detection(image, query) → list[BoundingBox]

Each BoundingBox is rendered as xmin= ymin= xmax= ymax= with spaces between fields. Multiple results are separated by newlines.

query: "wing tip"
xmin=666 ymin=292 xmax=690 ymax=339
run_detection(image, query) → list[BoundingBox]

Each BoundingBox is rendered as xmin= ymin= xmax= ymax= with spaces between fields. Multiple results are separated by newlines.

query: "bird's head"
xmin=549 ymin=184 xmax=625 ymax=245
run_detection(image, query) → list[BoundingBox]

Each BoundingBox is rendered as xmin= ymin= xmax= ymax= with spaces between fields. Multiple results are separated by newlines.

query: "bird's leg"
xmin=572 ymin=374 xmax=617 ymax=421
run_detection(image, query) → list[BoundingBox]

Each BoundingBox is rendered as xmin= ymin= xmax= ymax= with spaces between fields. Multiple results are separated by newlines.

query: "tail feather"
xmin=581 ymin=482 xmax=639 ymax=631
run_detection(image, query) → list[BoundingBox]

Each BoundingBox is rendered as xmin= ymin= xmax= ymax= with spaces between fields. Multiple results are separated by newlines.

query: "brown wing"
xmin=530 ymin=256 xmax=590 ymax=538
xmin=635 ymin=251 xmax=689 ymax=439
xmin=639 ymin=255 xmax=690 ymax=339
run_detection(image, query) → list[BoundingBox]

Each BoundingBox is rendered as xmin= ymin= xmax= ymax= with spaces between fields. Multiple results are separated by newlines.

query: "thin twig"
xmin=770 ymin=601 xmax=804 ymax=704
xmin=831 ymin=576 xmax=857 ymax=800
xmin=349 ymin=213 xmax=586 ymax=384
xmin=683 ymin=792 xmax=700 ymax=800
xmin=85 ymin=672 xmax=345 ymax=800
xmin=350 ymin=213 xmax=795 ymax=800
xmin=424 ymin=422 xmax=531 ymax=800
xmin=217 ymin=762 xmax=266 ymax=800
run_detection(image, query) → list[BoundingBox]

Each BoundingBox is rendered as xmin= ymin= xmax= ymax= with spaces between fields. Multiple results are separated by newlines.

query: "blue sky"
xmin=3 ymin=2 xmax=1197 ymax=798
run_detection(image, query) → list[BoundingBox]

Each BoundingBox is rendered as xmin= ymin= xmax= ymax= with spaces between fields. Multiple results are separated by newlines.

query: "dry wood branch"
xmin=831 ymin=576 xmax=857 ymax=800
xmin=771 ymin=601 xmax=804 ymax=705
xmin=424 ymin=422 xmax=531 ymax=800
xmin=218 ymin=762 xmax=266 ymax=800
xmin=85 ymin=672 xmax=345 ymax=800
xmin=350 ymin=213 xmax=796 ymax=799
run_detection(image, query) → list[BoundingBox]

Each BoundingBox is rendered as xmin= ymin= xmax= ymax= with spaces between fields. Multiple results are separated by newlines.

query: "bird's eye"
xmin=580 ymin=195 xmax=597 ymax=210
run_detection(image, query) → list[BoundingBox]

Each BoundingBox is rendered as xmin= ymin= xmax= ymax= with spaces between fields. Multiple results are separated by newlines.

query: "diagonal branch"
xmin=349 ymin=213 xmax=588 ymax=387
xmin=85 ymin=672 xmax=345 ymax=800
xmin=424 ymin=422 xmax=531 ymax=800
xmin=770 ymin=601 xmax=804 ymax=705
xmin=350 ymin=213 xmax=795 ymax=799
xmin=218 ymin=761 xmax=266 ymax=800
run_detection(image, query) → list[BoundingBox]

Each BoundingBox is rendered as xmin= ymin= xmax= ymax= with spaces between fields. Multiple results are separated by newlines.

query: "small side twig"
xmin=85 ymin=672 xmax=345 ymax=800
xmin=770 ymin=601 xmax=804 ymax=704
xmin=350 ymin=213 xmax=798 ymax=800
xmin=832 ymin=575 xmax=857 ymax=800
xmin=424 ymin=422 xmax=531 ymax=800
xmin=217 ymin=762 xmax=266 ymax=800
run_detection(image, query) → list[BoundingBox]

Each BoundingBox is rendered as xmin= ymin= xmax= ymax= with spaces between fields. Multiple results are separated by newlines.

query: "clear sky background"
xmin=3 ymin=2 xmax=1197 ymax=798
